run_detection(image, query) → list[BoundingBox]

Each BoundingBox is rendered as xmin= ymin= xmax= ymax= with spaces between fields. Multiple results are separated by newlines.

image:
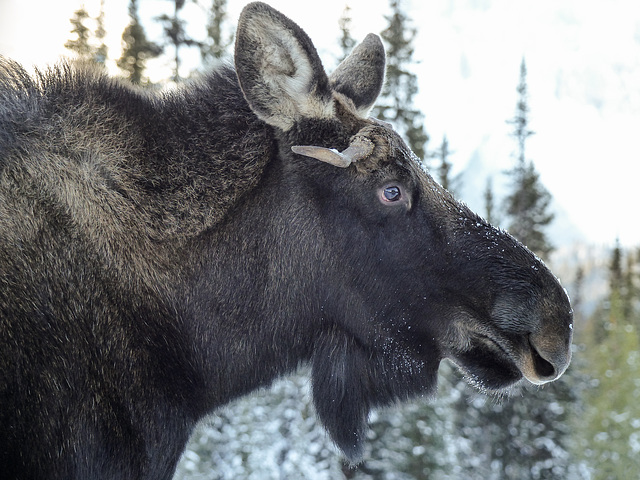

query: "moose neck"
xmin=174 ymin=156 xmax=323 ymax=411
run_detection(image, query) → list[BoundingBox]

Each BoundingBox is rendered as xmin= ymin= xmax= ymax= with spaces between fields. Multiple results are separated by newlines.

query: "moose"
xmin=0 ymin=2 xmax=573 ymax=479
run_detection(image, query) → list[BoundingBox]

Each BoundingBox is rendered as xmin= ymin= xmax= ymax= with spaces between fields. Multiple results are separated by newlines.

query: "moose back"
xmin=0 ymin=2 xmax=572 ymax=479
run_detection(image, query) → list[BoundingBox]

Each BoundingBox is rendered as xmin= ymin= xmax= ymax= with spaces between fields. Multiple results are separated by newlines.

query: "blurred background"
xmin=1 ymin=0 xmax=639 ymax=478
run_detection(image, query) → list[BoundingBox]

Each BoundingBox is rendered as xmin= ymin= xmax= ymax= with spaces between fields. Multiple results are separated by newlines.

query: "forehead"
xmin=330 ymin=94 xmax=424 ymax=178
xmin=350 ymin=120 xmax=421 ymax=177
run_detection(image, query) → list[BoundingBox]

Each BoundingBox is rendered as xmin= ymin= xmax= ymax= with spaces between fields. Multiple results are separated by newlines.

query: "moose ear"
xmin=329 ymin=34 xmax=386 ymax=117
xmin=235 ymin=2 xmax=334 ymax=131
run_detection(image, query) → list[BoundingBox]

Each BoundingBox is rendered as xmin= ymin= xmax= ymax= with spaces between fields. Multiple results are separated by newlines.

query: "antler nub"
xmin=292 ymin=137 xmax=374 ymax=168
xmin=291 ymin=146 xmax=351 ymax=168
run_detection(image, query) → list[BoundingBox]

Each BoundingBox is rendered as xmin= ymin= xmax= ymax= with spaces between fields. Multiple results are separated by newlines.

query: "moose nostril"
xmin=529 ymin=340 xmax=557 ymax=379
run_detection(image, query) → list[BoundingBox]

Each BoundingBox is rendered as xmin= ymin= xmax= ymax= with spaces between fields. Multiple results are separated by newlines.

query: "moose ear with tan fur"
xmin=234 ymin=2 xmax=335 ymax=131
xmin=329 ymin=34 xmax=386 ymax=118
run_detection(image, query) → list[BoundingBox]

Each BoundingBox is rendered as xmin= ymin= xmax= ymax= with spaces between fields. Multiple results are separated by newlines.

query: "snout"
xmin=490 ymin=292 xmax=574 ymax=386
xmin=520 ymin=329 xmax=572 ymax=385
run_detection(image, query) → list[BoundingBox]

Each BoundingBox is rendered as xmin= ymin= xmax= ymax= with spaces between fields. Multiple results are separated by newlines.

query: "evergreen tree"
xmin=446 ymin=59 xmax=576 ymax=480
xmin=338 ymin=5 xmax=357 ymax=63
xmin=575 ymin=246 xmax=640 ymax=479
xmin=449 ymin=378 xmax=576 ymax=479
xmin=200 ymin=0 xmax=233 ymax=66
xmin=609 ymin=239 xmax=623 ymax=292
xmin=118 ymin=0 xmax=162 ymax=85
xmin=571 ymin=265 xmax=585 ymax=325
xmin=349 ymin=363 xmax=457 ymax=480
xmin=432 ymin=135 xmax=460 ymax=195
xmin=503 ymin=58 xmax=554 ymax=260
xmin=623 ymin=249 xmax=639 ymax=323
xmin=372 ymin=0 xmax=428 ymax=161
xmin=65 ymin=3 xmax=108 ymax=65
xmin=510 ymin=59 xmax=534 ymax=167
xmin=94 ymin=0 xmax=108 ymax=65
xmin=156 ymin=0 xmax=201 ymax=81
xmin=174 ymin=369 xmax=343 ymax=479
xmin=484 ymin=177 xmax=496 ymax=225
xmin=65 ymin=7 xmax=95 ymax=59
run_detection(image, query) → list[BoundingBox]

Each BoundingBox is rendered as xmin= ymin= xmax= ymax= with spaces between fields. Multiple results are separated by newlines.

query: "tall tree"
xmin=447 ymin=58 xmax=575 ymax=479
xmin=65 ymin=7 xmax=94 ymax=59
xmin=174 ymin=369 xmax=344 ymax=479
xmin=623 ymin=249 xmax=638 ymax=322
xmin=610 ymin=239 xmax=623 ymax=292
xmin=510 ymin=59 xmax=534 ymax=167
xmin=200 ymin=0 xmax=233 ymax=66
xmin=574 ymin=245 xmax=640 ymax=479
xmin=94 ymin=0 xmax=108 ymax=65
xmin=372 ymin=0 xmax=428 ymax=161
xmin=432 ymin=135 xmax=459 ymax=194
xmin=503 ymin=58 xmax=554 ymax=259
xmin=118 ymin=0 xmax=162 ymax=84
xmin=484 ymin=177 xmax=496 ymax=225
xmin=450 ymin=378 xmax=577 ymax=479
xmin=65 ymin=3 xmax=108 ymax=65
xmin=156 ymin=0 xmax=201 ymax=81
xmin=337 ymin=5 xmax=357 ymax=63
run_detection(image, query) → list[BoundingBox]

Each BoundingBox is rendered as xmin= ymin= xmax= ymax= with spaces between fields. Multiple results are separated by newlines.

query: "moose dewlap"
xmin=0 ymin=2 xmax=572 ymax=479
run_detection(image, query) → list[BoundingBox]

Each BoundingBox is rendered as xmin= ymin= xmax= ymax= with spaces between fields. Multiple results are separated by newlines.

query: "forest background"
xmin=1 ymin=0 xmax=639 ymax=478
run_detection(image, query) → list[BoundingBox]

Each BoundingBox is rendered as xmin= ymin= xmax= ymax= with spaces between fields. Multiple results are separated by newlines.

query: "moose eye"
xmin=382 ymin=186 xmax=401 ymax=202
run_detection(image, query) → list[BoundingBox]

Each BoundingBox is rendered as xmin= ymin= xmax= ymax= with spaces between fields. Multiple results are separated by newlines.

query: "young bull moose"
xmin=0 ymin=2 xmax=572 ymax=478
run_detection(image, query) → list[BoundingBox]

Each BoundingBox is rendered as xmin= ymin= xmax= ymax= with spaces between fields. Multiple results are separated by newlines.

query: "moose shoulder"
xmin=0 ymin=2 xmax=572 ymax=478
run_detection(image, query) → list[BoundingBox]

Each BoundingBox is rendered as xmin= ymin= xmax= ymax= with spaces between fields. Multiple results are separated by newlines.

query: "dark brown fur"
xmin=0 ymin=3 xmax=572 ymax=479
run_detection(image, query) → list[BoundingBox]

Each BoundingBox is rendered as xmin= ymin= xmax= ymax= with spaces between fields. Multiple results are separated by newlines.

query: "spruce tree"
xmin=448 ymin=59 xmax=576 ymax=479
xmin=472 ymin=58 xmax=573 ymax=479
xmin=65 ymin=4 xmax=108 ymax=65
xmin=65 ymin=7 xmax=95 ymax=60
xmin=174 ymin=369 xmax=343 ymax=479
xmin=118 ymin=0 xmax=162 ymax=85
xmin=94 ymin=0 xmax=108 ymax=65
xmin=623 ymin=249 xmax=638 ymax=322
xmin=503 ymin=58 xmax=554 ymax=260
xmin=372 ymin=0 xmax=428 ymax=161
xmin=200 ymin=0 xmax=233 ymax=66
xmin=156 ymin=0 xmax=201 ymax=81
xmin=484 ymin=177 xmax=496 ymax=225
xmin=433 ymin=135 xmax=459 ymax=195
xmin=575 ymin=246 xmax=640 ymax=479
xmin=338 ymin=5 xmax=357 ymax=63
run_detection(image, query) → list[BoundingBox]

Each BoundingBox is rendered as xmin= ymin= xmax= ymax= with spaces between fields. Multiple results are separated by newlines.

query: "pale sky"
xmin=1 ymin=0 xmax=639 ymax=247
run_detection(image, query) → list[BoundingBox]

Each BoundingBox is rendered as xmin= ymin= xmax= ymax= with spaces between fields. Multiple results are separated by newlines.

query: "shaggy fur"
xmin=0 ymin=3 xmax=573 ymax=479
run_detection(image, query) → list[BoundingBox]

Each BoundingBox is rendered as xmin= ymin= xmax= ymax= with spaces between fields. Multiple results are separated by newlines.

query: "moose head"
xmin=229 ymin=2 xmax=573 ymax=460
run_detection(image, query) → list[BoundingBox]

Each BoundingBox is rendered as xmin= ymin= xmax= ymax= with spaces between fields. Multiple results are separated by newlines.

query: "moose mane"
xmin=0 ymin=59 xmax=274 ymax=289
xmin=0 ymin=59 xmax=273 ymax=238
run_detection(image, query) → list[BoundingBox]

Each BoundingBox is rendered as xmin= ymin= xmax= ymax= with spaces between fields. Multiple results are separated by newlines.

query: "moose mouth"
xmin=450 ymin=331 xmax=562 ymax=391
